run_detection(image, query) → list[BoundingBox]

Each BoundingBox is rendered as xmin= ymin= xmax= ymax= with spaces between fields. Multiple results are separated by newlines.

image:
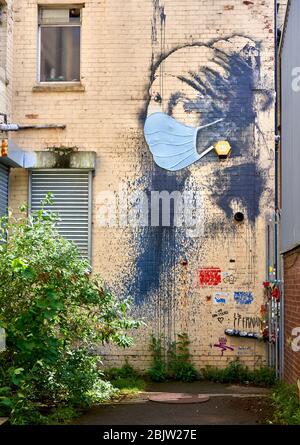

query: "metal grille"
xmin=30 ymin=170 xmax=91 ymax=258
xmin=0 ymin=163 xmax=9 ymax=218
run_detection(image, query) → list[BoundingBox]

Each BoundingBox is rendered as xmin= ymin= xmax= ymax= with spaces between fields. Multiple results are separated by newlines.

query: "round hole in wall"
xmin=234 ymin=212 xmax=245 ymax=222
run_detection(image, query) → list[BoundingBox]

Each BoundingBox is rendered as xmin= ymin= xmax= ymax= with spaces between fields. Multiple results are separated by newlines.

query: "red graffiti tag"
xmin=199 ymin=268 xmax=221 ymax=286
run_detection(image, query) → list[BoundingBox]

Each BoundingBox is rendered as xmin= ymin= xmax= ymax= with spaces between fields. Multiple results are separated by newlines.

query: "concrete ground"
xmin=73 ymin=381 xmax=274 ymax=425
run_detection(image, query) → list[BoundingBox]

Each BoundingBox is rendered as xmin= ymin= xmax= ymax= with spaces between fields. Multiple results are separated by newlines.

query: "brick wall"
xmin=0 ymin=0 xmax=13 ymax=119
xmin=8 ymin=0 xmax=275 ymax=371
xmin=283 ymin=246 xmax=300 ymax=384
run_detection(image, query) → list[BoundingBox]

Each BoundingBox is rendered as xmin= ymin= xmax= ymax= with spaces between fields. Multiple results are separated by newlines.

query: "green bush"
xmin=272 ymin=383 xmax=300 ymax=425
xmin=201 ymin=358 xmax=277 ymax=386
xmin=106 ymin=360 xmax=139 ymax=380
xmin=148 ymin=333 xmax=198 ymax=382
xmin=0 ymin=197 xmax=142 ymax=424
xmin=148 ymin=336 xmax=168 ymax=382
xmin=105 ymin=361 xmax=146 ymax=394
xmin=168 ymin=333 xmax=198 ymax=382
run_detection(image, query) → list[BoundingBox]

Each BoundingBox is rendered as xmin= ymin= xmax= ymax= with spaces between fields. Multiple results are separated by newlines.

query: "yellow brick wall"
xmin=0 ymin=0 xmax=13 ymax=120
xmin=8 ymin=0 xmax=275 ymax=372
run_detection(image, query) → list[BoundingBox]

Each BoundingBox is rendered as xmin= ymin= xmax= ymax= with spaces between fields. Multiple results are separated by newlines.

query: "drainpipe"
xmin=274 ymin=0 xmax=279 ymax=282
xmin=274 ymin=0 xmax=284 ymax=379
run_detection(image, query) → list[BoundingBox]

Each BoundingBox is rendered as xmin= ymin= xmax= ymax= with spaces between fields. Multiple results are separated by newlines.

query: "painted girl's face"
xmin=147 ymin=36 xmax=271 ymax=160
xmin=145 ymin=36 xmax=273 ymax=222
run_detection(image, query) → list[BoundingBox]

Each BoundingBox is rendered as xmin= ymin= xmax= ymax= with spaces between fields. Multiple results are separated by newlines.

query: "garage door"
xmin=0 ymin=163 xmax=9 ymax=218
xmin=30 ymin=169 xmax=92 ymax=259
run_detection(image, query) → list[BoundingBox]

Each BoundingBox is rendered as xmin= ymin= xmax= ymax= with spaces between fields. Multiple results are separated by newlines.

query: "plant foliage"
xmin=148 ymin=333 xmax=198 ymax=382
xmin=202 ymin=358 xmax=277 ymax=386
xmin=271 ymin=382 xmax=300 ymax=425
xmin=105 ymin=360 xmax=146 ymax=394
xmin=0 ymin=196 xmax=141 ymax=424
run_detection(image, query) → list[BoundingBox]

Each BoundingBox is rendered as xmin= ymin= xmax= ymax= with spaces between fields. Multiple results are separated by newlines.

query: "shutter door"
xmin=30 ymin=170 xmax=91 ymax=258
xmin=0 ymin=163 xmax=9 ymax=218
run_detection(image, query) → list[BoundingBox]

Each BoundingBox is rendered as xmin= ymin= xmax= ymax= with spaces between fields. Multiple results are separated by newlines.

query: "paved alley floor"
xmin=73 ymin=381 xmax=273 ymax=425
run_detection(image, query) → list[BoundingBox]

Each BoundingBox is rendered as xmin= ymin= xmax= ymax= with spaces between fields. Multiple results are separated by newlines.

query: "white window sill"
xmin=32 ymin=83 xmax=85 ymax=93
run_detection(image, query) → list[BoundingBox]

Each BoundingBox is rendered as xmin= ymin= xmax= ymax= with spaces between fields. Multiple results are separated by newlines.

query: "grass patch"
xmin=105 ymin=361 xmax=146 ymax=395
xmin=201 ymin=358 xmax=277 ymax=387
xmin=271 ymin=382 xmax=300 ymax=425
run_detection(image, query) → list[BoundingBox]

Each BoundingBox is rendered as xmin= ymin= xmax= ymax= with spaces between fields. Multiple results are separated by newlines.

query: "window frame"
xmin=37 ymin=5 xmax=83 ymax=85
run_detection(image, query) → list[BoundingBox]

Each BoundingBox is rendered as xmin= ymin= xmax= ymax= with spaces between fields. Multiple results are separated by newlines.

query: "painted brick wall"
xmin=0 ymin=0 xmax=13 ymax=120
xmin=8 ymin=0 xmax=275 ymax=371
xmin=283 ymin=246 xmax=300 ymax=384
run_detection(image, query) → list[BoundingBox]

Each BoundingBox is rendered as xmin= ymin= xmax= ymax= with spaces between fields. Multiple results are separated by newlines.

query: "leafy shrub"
xmin=148 ymin=336 xmax=168 ymax=382
xmin=148 ymin=333 xmax=198 ymax=382
xmin=168 ymin=333 xmax=198 ymax=382
xmin=105 ymin=360 xmax=146 ymax=394
xmin=251 ymin=367 xmax=277 ymax=387
xmin=0 ymin=197 xmax=141 ymax=424
xmin=272 ymin=383 xmax=300 ymax=425
xmin=201 ymin=358 xmax=277 ymax=386
xmin=106 ymin=360 xmax=139 ymax=380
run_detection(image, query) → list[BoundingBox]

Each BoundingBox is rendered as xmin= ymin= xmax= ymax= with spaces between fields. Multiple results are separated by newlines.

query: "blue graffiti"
xmin=128 ymin=169 xmax=189 ymax=304
xmin=234 ymin=291 xmax=254 ymax=305
xmin=210 ymin=162 xmax=266 ymax=223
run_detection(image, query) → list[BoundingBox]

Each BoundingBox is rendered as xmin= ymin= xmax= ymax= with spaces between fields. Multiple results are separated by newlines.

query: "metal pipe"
xmin=274 ymin=0 xmax=285 ymax=379
xmin=0 ymin=123 xmax=66 ymax=131
xmin=274 ymin=0 xmax=279 ymax=281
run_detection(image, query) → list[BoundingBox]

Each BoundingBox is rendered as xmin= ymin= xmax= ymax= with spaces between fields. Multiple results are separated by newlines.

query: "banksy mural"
xmin=127 ymin=34 xmax=272 ymax=306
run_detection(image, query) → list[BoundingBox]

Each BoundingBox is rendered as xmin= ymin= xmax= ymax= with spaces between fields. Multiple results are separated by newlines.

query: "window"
xmin=38 ymin=7 xmax=81 ymax=83
xmin=30 ymin=170 xmax=92 ymax=259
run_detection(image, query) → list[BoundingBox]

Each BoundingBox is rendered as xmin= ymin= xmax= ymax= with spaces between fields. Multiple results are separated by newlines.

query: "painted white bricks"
xmin=6 ymin=0 xmax=276 ymax=371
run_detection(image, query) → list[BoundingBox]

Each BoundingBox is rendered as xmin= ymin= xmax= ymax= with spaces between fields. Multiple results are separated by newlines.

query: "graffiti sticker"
xmin=213 ymin=292 xmax=229 ymax=304
xmin=234 ymin=291 xmax=253 ymax=305
xmin=199 ymin=268 xmax=222 ymax=286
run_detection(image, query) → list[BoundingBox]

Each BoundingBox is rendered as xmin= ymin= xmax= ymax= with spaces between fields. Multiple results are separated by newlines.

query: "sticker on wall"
xmin=234 ymin=291 xmax=253 ymax=305
xmin=199 ymin=268 xmax=222 ymax=286
xmin=213 ymin=292 xmax=229 ymax=304
xmin=225 ymin=328 xmax=260 ymax=339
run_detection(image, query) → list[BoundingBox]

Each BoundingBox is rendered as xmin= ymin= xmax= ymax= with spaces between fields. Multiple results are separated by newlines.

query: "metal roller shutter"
xmin=0 ymin=163 xmax=9 ymax=218
xmin=30 ymin=169 xmax=92 ymax=259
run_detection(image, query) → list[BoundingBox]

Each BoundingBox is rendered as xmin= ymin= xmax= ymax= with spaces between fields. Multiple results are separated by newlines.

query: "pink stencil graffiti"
xmin=213 ymin=337 xmax=234 ymax=356
xmin=199 ymin=268 xmax=222 ymax=286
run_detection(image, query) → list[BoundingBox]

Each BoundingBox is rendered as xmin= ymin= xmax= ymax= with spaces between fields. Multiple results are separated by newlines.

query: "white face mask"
xmin=144 ymin=112 xmax=223 ymax=171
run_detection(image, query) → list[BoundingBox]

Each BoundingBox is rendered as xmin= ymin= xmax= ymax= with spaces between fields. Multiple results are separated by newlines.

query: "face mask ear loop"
xmin=193 ymin=118 xmax=224 ymax=157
